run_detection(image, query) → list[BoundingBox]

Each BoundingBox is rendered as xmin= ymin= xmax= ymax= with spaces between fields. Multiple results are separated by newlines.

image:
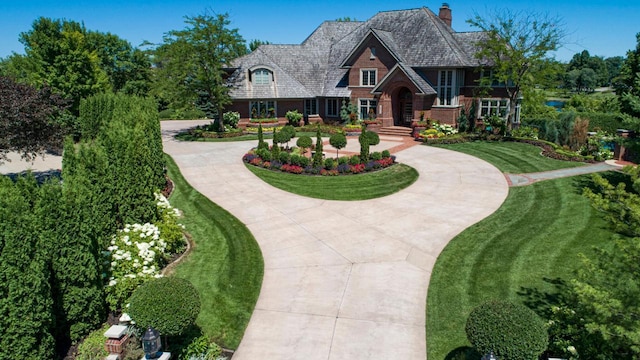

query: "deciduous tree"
xmin=468 ymin=9 xmax=565 ymax=130
xmin=152 ymin=11 xmax=246 ymax=125
xmin=0 ymin=76 xmax=68 ymax=164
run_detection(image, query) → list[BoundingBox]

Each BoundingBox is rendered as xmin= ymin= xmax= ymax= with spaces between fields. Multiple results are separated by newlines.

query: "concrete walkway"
xmin=505 ymin=161 xmax=622 ymax=187
xmin=160 ymin=120 xmax=509 ymax=359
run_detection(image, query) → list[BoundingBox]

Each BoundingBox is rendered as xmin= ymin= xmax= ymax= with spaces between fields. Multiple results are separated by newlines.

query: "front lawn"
xmin=426 ymin=142 xmax=616 ymax=359
xmin=432 ymin=141 xmax=585 ymax=173
xmin=246 ymin=163 xmax=419 ymax=200
xmin=165 ymin=155 xmax=263 ymax=349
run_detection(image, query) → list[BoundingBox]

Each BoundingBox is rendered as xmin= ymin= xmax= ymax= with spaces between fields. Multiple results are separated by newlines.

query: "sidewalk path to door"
xmin=161 ymin=120 xmax=508 ymax=360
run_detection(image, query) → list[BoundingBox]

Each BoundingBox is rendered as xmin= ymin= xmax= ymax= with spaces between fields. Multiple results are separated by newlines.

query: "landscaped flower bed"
xmin=243 ymin=150 xmax=396 ymax=176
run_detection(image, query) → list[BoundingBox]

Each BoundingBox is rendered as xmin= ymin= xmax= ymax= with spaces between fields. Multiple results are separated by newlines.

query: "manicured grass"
xmin=426 ymin=173 xmax=616 ymax=359
xmin=432 ymin=141 xmax=585 ymax=173
xmin=245 ymin=163 xmax=419 ymax=200
xmin=165 ymin=155 xmax=263 ymax=349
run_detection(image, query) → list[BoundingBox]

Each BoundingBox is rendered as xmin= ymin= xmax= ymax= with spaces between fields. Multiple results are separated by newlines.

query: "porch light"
xmin=141 ymin=327 xmax=161 ymax=359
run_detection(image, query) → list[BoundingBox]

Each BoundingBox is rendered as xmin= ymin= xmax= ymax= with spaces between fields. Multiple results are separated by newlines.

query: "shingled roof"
xmin=228 ymin=7 xmax=486 ymax=100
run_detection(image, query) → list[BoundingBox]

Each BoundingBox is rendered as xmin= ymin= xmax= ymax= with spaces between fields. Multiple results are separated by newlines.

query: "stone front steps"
xmin=376 ymin=126 xmax=413 ymax=137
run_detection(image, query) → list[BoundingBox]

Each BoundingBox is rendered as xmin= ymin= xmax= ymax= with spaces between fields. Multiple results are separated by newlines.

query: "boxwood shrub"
xmin=128 ymin=277 xmax=201 ymax=337
xmin=465 ymin=300 xmax=548 ymax=360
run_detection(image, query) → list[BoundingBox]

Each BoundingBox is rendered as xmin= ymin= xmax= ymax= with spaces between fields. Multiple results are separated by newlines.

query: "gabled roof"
xmin=340 ymin=28 xmax=404 ymax=67
xmin=372 ymin=63 xmax=436 ymax=95
xmin=229 ymin=7 xmax=487 ymax=100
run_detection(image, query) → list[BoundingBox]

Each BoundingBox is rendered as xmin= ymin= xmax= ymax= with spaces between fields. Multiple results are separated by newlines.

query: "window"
xmin=361 ymin=69 xmax=377 ymax=86
xmin=252 ymin=69 xmax=271 ymax=85
xmin=250 ymin=100 xmax=276 ymax=118
xmin=437 ymin=70 xmax=457 ymax=106
xmin=479 ymin=99 xmax=509 ymax=118
xmin=359 ymin=99 xmax=377 ymax=120
xmin=326 ymin=98 xmax=339 ymax=117
xmin=304 ymin=99 xmax=317 ymax=115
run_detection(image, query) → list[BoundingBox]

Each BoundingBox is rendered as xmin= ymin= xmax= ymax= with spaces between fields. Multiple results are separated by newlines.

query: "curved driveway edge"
xmin=161 ymin=120 xmax=509 ymax=360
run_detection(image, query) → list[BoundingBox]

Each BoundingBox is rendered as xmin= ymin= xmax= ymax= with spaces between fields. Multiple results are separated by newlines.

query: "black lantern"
xmin=141 ymin=327 xmax=161 ymax=359
xmin=482 ymin=351 xmax=497 ymax=360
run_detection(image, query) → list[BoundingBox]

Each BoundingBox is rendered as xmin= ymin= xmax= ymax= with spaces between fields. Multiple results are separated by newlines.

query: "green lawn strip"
xmin=426 ymin=176 xmax=615 ymax=359
xmin=165 ymin=154 xmax=263 ymax=349
xmin=245 ymin=163 xmax=419 ymax=200
xmin=432 ymin=141 xmax=585 ymax=173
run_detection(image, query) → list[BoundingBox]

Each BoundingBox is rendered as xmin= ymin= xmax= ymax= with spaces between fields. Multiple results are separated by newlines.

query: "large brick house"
xmin=225 ymin=4 xmax=516 ymax=129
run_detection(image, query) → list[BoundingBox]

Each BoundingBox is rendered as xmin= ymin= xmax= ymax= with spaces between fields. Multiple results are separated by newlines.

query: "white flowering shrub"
xmin=433 ymin=123 xmax=458 ymax=135
xmin=105 ymin=192 xmax=186 ymax=310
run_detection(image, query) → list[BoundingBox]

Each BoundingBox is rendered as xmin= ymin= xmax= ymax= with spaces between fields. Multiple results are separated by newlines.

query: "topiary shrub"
xmin=128 ymin=277 xmax=201 ymax=337
xmin=359 ymin=129 xmax=370 ymax=161
xmin=381 ymin=150 xmax=391 ymax=158
xmin=329 ymin=133 xmax=347 ymax=158
xmin=313 ymin=127 xmax=324 ymax=167
xmin=278 ymin=151 xmax=291 ymax=164
xmin=349 ymin=155 xmax=361 ymax=165
xmin=371 ymin=152 xmax=382 ymax=161
xmin=465 ymin=300 xmax=548 ymax=360
xmin=296 ymin=135 xmax=312 ymax=155
xmin=366 ymin=131 xmax=380 ymax=146
xmin=338 ymin=156 xmax=349 ymax=165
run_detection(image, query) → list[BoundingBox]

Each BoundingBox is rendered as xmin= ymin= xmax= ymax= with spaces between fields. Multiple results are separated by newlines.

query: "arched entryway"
xmin=395 ymin=87 xmax=413 ymax=126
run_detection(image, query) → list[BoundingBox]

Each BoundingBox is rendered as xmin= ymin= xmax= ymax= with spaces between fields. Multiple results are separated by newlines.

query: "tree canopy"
xmin=0 ymin=76 xmax=68 ymax=164
xmin=468 ymin=9 xmax=565 ymax=129
xmin=152 ymin=11 xmax=247 ymax=120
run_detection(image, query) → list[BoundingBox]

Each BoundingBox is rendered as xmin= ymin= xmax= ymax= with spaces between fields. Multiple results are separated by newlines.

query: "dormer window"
xmin=252 ymin=68 xmax=271 ymax=85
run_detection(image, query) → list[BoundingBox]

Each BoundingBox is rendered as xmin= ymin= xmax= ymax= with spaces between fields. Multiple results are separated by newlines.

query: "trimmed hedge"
xmin=465 ymin=300 xmax=548 ymax=360
xmin=128 ymin=277 xmax=201 ymax=337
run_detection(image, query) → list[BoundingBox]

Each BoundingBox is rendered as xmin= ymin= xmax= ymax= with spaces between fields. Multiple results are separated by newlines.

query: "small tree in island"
xmin=329 ymin=133 xmax=347 ymax=159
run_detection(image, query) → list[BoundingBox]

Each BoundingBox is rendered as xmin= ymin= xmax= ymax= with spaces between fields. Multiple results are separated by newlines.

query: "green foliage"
xmin=511 ymin=125 xmax=539 ymax=139
xmin=0 ymin=76 xmax=68 ymax=164
xmin=465 ymin=300 xmax=548 ymax=360
xmin=76 ymin=324 xmax=110 ymax=360
xmin=271 ymin=127 xmax=280 ymax=159
xmin=467 ymin=9 xmax=565 ymax=128
xmin=278 ymin=151 xmax=290 ymax=164
xmin=324 ymin=157 xmax=335 ymax=170
xmin=381 ymin=150 xmax=391 ymax=158
xmin=257 ymin=123 xmax=268 ymax=150
xmin=359 ymin=129 xmax=370 ymax=161
xmin=152 ymin=11 xmax=246 ymax=116
xmin=313 ymin=127 xmax=324 ymax=167
xmin=340 ymin=99 xmax=358 ymax=123
xmin=222 ymin=111 xmax=240 ymax=128
xmin=329 ymin=133 xmax=347 ymax=158
xmin=128 ymin=277 xmax=201 ymax=337
xmin=0 ymin=176 xmax=56 ymax=359
xmin=285 ymin=109 xmax=303 ymax=125
xmin=371 ymin=152 xmax=382 ymax=161
xmin=279 ymin=125 xmax=296 ymax=148
xmin=179 ymin=335 xmax=222 ymax=360
xmin=349 ymin=155 xmax=361 ymax=165
xmin=296 ymin=135 xmax=312 ymax=154
xmin=365 ymin=130 xmax=380 ymax=146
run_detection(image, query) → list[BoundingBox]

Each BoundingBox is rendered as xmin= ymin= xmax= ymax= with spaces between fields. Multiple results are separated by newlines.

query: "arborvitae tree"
xmin=257 ymin=123 xmax=268 ymax=150
xmin=359 ymin=129 xmax=370 ymax=162
xmin=271 ymin=127 xmax=280 ymax=159
xmin=0 ymin=176 xmax=56 ymax=359
xmin=313 ymin=127 xmax=324 ymax=167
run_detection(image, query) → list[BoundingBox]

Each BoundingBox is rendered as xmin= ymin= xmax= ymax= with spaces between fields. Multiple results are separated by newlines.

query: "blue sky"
xmin=1 ymin=0 xmax=638 ymax=62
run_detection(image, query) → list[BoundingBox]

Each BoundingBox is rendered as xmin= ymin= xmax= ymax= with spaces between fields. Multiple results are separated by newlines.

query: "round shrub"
xmin=324 ymin=157 xmax=335 ymax=170
xmin=329 ymin=133 xmax=347 ymax=153
xmin=128 ymin=277 xmax=201 ymax=337
xmin=366 ymin=131 xmax=380 ymax=146
xmin=299 ymin=156 xmax=310 ymax=167
xmin=465 ymin=300 xmax=548 ymax=360
xmin=290 ymin=154 xmax=302 ymax=166
xmin=338 ymin=156 xmax=349 ymax=165
xmin=381 ymin=150 xmax=391 ymax=158
xmin=349 ymin=155 xmax=361 ymax=165
xmin=296 ymin=136 xmax=312 ymax=152
xmin=371 ymin=152 xmax=382 ymax=161
xmin=278 ymin=151 xmax=290 ymax=164
xmin=256 ymin=148 xmax=271 ymax=161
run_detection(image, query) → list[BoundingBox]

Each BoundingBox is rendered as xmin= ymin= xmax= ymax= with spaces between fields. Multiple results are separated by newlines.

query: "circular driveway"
xmin=161 ymin=120 xmax=508 ymax=359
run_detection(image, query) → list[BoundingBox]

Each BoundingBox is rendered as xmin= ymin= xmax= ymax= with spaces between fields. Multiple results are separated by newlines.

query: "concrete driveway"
xmin=161 ymin=120 xmax=508 ymax=359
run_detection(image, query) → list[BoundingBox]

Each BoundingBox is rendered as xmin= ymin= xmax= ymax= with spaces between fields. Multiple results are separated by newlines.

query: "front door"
xmin=396 ymin=88 xmax=413 ymax=126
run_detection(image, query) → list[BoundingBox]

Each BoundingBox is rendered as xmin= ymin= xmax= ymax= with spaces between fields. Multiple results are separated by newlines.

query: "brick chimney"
xmin=438 ymin=3 xmax=452 ymax=27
